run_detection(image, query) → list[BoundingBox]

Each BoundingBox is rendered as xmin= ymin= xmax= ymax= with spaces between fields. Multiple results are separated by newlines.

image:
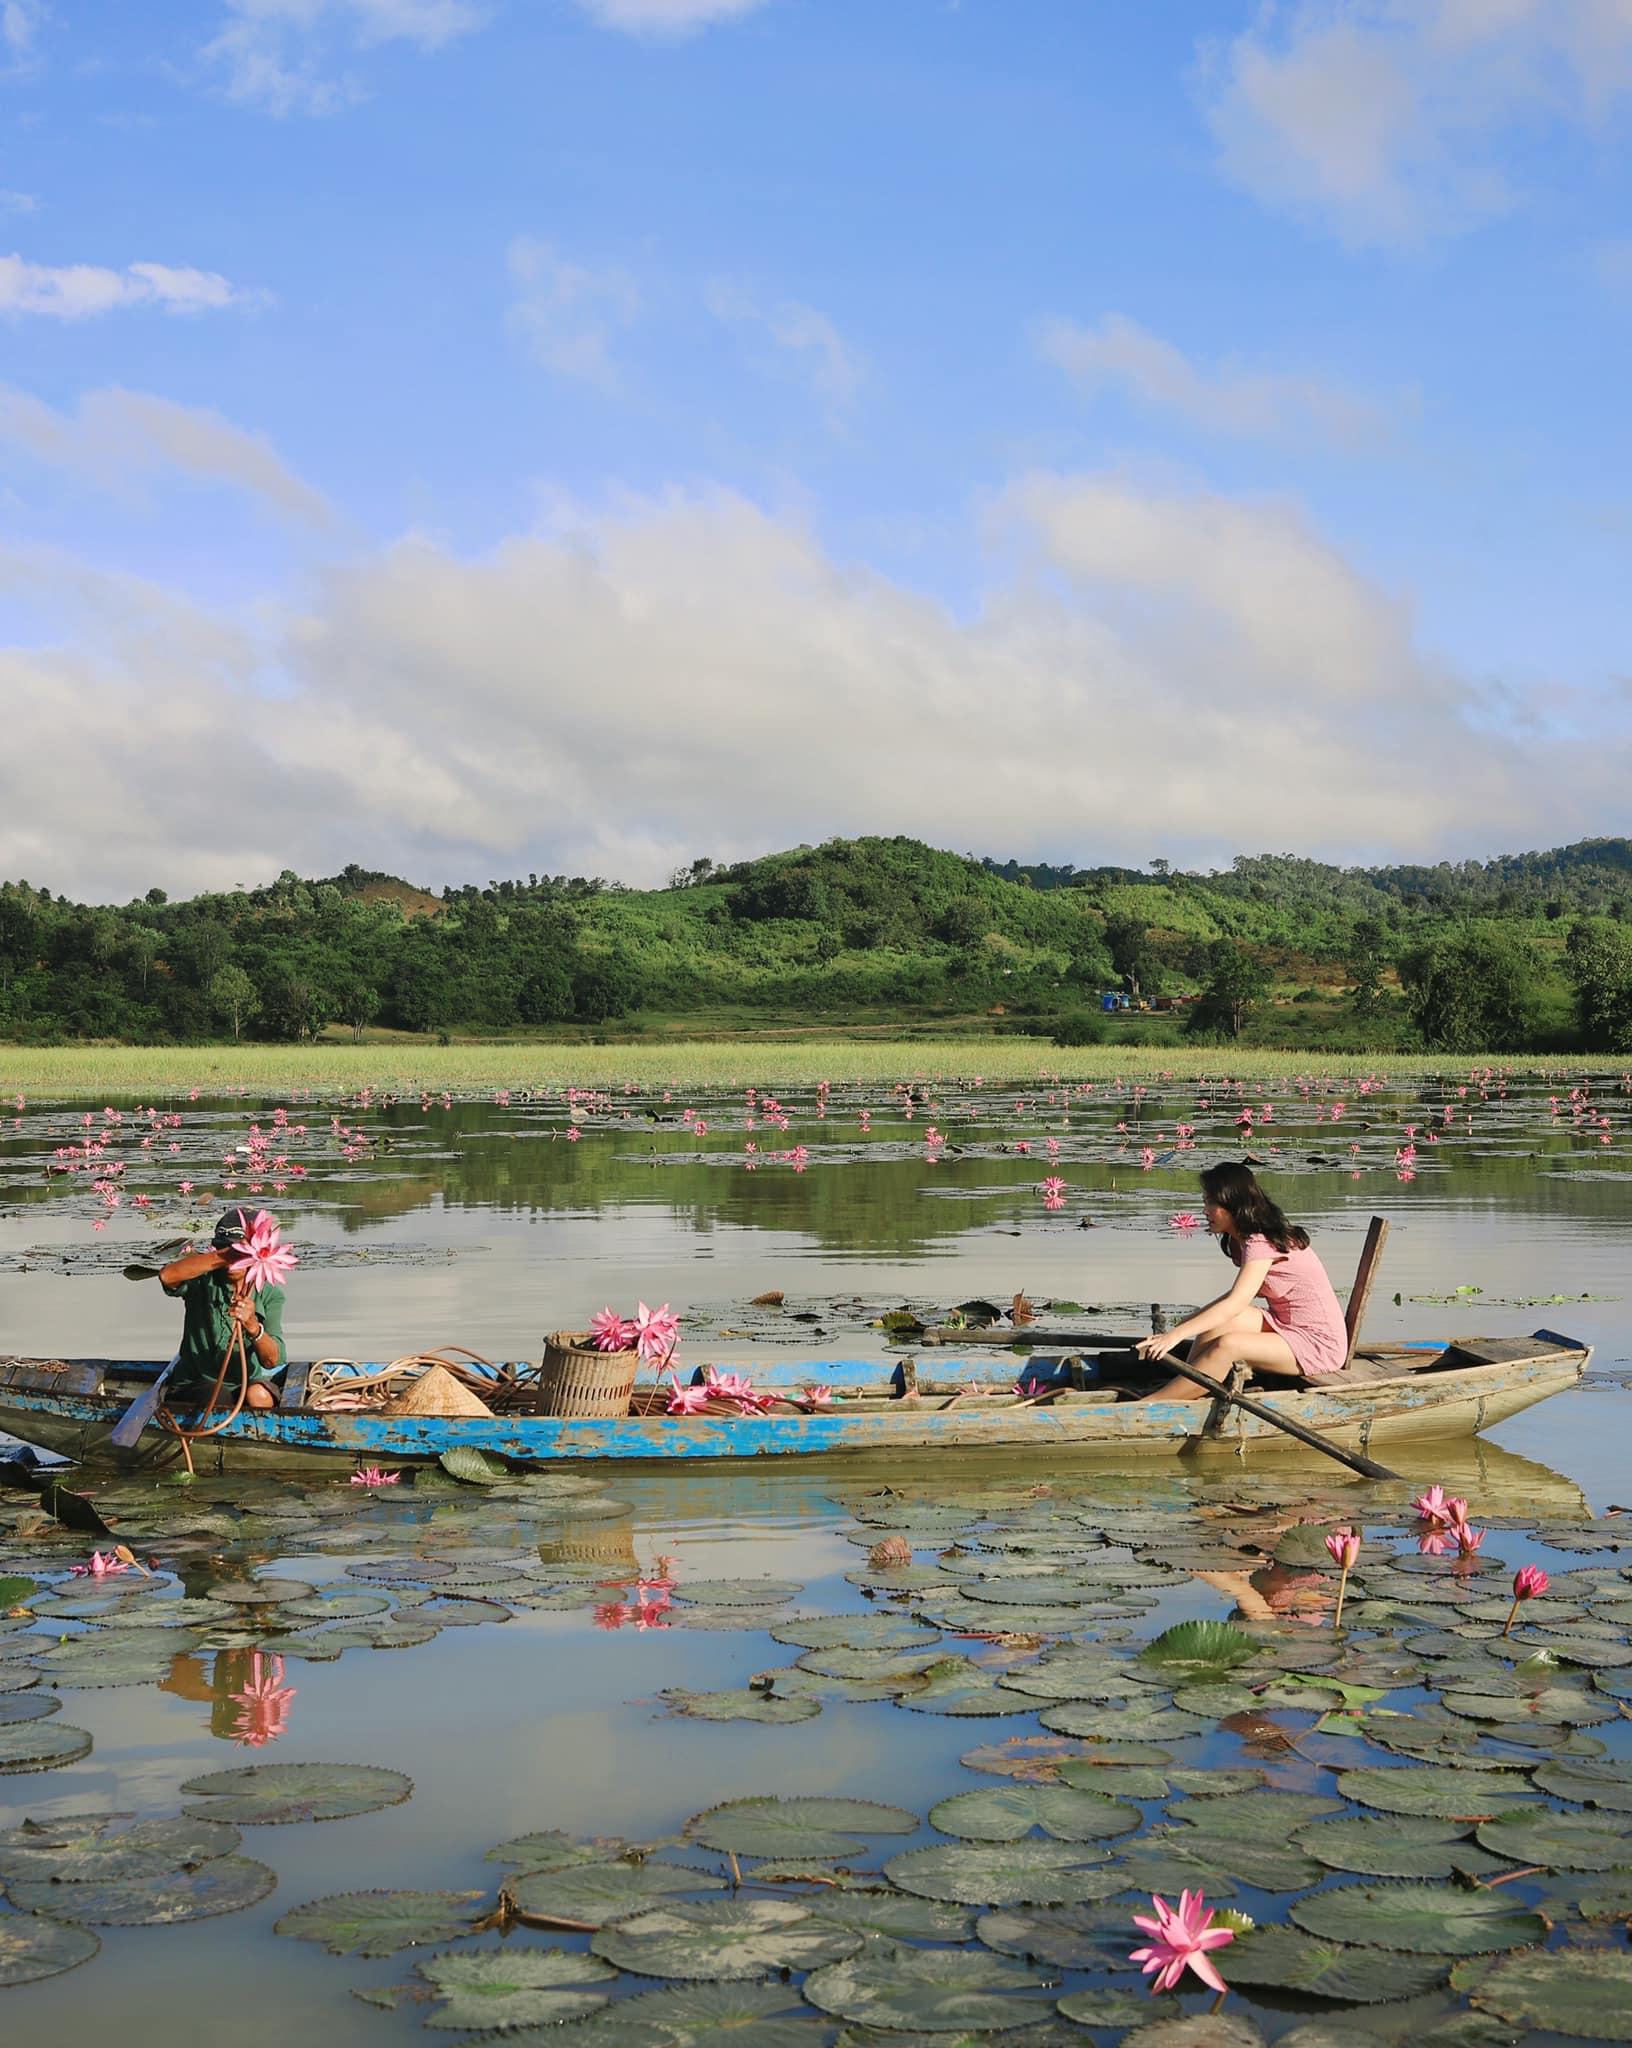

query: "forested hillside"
xmin=4 ymin=836 xmax=1632 ymax=1053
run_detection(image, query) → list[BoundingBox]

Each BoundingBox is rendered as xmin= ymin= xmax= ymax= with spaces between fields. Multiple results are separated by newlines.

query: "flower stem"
xmin=1333 ymin=1565 xmax=1349 ymax=1630
xmin=1502 ymin=1596 xmax=1520 ymax=1637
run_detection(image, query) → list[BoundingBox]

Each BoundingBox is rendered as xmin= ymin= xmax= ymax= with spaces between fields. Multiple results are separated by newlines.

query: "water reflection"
xmin=162 ymin=1647 xmax=299 ymax=1747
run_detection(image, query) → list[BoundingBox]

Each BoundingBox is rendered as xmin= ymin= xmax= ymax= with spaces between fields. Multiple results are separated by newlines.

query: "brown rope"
xmin=157 ymin=1292 xmax=254 ymax=1472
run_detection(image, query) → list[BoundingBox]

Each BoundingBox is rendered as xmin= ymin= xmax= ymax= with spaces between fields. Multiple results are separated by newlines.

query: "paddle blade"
xmin=109 ymin=1357 xmax=179 ymax=1450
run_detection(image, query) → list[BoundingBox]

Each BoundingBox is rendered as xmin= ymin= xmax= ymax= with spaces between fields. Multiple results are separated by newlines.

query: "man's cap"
xmin=212 ymin=1207 xmax=255 ymax=1251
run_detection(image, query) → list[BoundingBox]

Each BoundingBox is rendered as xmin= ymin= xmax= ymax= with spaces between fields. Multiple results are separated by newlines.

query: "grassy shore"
xmin=0 ymin=1041 xmax=1587 ymax=1097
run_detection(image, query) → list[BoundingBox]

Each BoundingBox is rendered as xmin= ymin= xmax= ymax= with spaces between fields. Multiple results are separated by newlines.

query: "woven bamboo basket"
xmin=536 ymin=1332 xmax=640 ymax=1419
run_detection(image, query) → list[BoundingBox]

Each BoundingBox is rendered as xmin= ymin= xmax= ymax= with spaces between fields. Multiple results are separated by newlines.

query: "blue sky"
xmin=3 ymin=0 xmax=1630 ymax=900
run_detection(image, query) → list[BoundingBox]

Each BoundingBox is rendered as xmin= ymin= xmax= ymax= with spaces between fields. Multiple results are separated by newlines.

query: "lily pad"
xmin=275 ymin=1889 xmax=485 ymax=1955
xmin=416 ymin=1946 xmax=615 ymax=2028
xmin=806 ymin=1893 xmax=976 ymax=1941
xmin=205 ymin=1577 xmax=316 ymax=1605
xmin=41 ymin=1631 xmax=195 ymax=1687
xmin=0 ymin=1691 xmax=59 ymax=1724
xmin=1294 ymin=1815 xmax=1504 ymax=1879
xmin=346 ymin=1558 xmax=457 ymax=1583
xmin=1290 ymin=1881 xmax=1547 ymax=1954
xmin=10 ymin=1853 xmax=276 ymax=1924
xmin=805 ymin=1942 xmax=1052 ymax=2032
xmin=0 ymin=1910 xmax=100 ymax=1987
xmin=663 ymin=1688 xmax=820 ymax=1724
xmin=897 ymin=1661 xmax=1035 ymax=1718
xmin=977 ymin=1903 xmax=1127 ymax=1968
xmin=1138 ymin=1619 xmax=1260 ymax=1675
xmin=670 ymin=1580 xmax=804 ymax=1607
xmin=0 ymin=1811 xmax=240 ymax=1882
xmin=0 ymin=1720 xmax=92 ymax=1772
xmin=485 ymin=1831 xmax=628 ymax=1871
xmin=687 ymin=1797 xmax=918 ymax=1858
xmin=1221 ymin=1925 xmax=1455 ymax=2002
xmin=608 ymin=1980 xmax=824 ymax=2047
xmin=179 ymin=1761 xmax=413 ymax=1824
xmin=1335 ymin=1767 xmax=1537 ymax=1819
xmin=278 ymin=1592 xmax=394 ymax=1620
xmin=509 ymin=1860 xmax=724 ymax=1926
xmin=1531 ymin=1756 xmax=1632 ymax=1810
xmin=884 ymin=1839 xmax=1114 ymax=1906
xmin=1469 ymin=1949 xmax=1632 ymax=2040
xmin=592 ymin=1898 xmax=862 ymax=1980
xmin=1054 ymin=1988 xmax=1158 ymax=2029
xmin=928 ymin=1785 xmax=1140 ymax=1843
xmin=1038 ymin=1701 xmax=1207 ymax=1742
xmin=1170 ymin=1790 xmax=1345 ymax=1837
xmin=1475 ymin=1808 xmax=1632 ymax=1869
xmin=771 ymin=1615 xmax=941 ymax=1652
xmin=1117 ymin=2020 xmax=1266 ymax=2048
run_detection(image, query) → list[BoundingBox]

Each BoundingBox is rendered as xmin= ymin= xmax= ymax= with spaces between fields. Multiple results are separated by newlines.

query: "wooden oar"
xmin=122 ymin=1264 xmax=163 ymax=1283
xmin=109 ymin=1351 xmax=182 ymax=1451
xmin=1163 ymin=1355 xmax=1400 ymax=1481
xmin=919 ymin=1329 xmax=1144 ymax=1349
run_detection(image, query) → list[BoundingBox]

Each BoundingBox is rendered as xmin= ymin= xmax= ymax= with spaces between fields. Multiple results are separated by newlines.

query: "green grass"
xmin=0 ymin=1041 xmax=1595 ymax=1098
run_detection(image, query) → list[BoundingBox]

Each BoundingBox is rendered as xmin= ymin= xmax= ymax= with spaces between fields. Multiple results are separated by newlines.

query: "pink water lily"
xmin=1324 ymin=1527 xmax=1361 ymax=1627
xmin=350 ymin=1467 xmax=400 ymax=1488
xmin=1412 ymin=1484 xmax=1453 ymax=1525
xmin=229 ymin=1652 xmax=296 ymax=1747
xmin=1168 ymin=1212 xmax=1202 ymax=1231
xmin=1452 ymin=1519 xmax=1485 ymax=1556
xmin=590 ymin=1307 xmax=637 ymax=1352
xmin=227 ymin=1210 xmax=298 ymax=1292
xmin=666 ymin=1384 xmax=712 ymax=1415
xmin=70 ymin=1550 xmax=131 ymax=1578
xmin=1130 ymin=1888 xmax=1234 ymax=1995
xmin=634 ymin=1301 xmax=680 ymax=1365
xmin=1504 ymin=1563 xmax=1550 ymax=1635
xmin=800 ymin=1384 xmax=833 ymax=1407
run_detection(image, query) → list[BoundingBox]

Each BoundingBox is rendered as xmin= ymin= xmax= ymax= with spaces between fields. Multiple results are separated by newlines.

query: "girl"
xmin=1136 ymin=1162 xmax=1347 ymax=1399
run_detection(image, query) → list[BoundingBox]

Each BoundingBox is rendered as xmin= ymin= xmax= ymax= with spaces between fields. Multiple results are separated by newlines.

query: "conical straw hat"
xmin=384 ymin=1364 xmax=493 ymax=1418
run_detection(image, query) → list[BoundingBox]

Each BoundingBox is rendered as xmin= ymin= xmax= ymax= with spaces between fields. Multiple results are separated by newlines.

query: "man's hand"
xmin=228 ymin=1294 xmax=261 ymax=1335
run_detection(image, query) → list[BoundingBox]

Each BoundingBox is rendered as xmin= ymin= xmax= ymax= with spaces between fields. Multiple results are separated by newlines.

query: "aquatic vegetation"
xmin=1129 ymin=1887 xmax=1235 ymax=1995
xmin=1505 ymin=1562 xmax=1551 ymax=1634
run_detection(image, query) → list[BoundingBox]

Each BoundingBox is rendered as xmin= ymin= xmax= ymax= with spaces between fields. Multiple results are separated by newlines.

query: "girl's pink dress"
xmin=1232 ymin=1233 xmax=1348 ymax=1377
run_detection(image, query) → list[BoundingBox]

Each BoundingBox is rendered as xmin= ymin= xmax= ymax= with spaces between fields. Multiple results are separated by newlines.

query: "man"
xmin=159 ymin=1208 xmax=287 ymax=1411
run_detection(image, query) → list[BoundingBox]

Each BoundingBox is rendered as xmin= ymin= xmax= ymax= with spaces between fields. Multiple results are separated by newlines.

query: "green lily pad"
xmin=897 ymin=1661 xmax=1035 ymax=1718
xmin=41 ymin=1630 xmax=195 ymax=1687
xmin=997 ymin=1654 xmax=1164 ymax=1702
xmin=806 ymin=1893 xmax=976 ymax=1941
xmin=1336 ymin=1767 xmax=1537 ymax=1818
xmin=1170 ymin=1790 xmax=1345 ymax=1837
xmin=1049 ymin=1762 xmax=1169 ymax=1799
xmin=1162 ymin=1768 xmax=1269 ymax=1798
xmin=0 ymin=1811 xmax=240 ymax=1882
xmin=687 ymin=1797 xmax=918 ymax=1858
xmin=1172 ymin=1681 xmax=1260 ymax=1717
xmin=1290 ymin=1881 xmax=1547 ymax=1954
xmin=485 ymin=1831 xmax=628 ymax=1871
xmin=1053 ymin=1988 xmax=1157 ymax=2029
xmin=671 ymin=1579 xmax=804 ymax=1607
xmin=771 ymin=1615 xmax=941 ymax=1652
xmin=275 ymin=1889 xmax=485 ymax=1955
xmin=592 ymin=1898 xmax=863 ymax=1980
xmin=1531 ymin=1756 xmax=1632 ymax=1810
xmin=0 ymin=1910 xmax=100 ymax=1987
xmin=608 ymin=1980 xmax=823 ymax=2047
xmin=928 ymin=1785 xmax=1140 ymax=1843
xmin=977 ymin=1903 xmax=1126 ymax=1968
xmin=796 ymin=1648 xmax=949 ymax=1681
xmin=885 ymin=1839 xmax=1114 ymax=1906
xmin=664 ymin=1688 xmax=821 ymax=1723
xmin=509 ymin=1861 xmax=724 ymax=1926
xmin=1475 ymin=1808 xmax=1632 ymax=1869
xmin=1138 ymin=1619 xmax=1260 ymax=1675
xmin=0 ymin=1720 xmax=92 ymax=1772
xmin=10 ymin=1853 xmax=276 ymax=1924
xmin=346 ymin=1558 xmax=457 ymax=1583
xmin=1118 ymin=1826 xmax=1321 ymax=1895
xmin=206 ymin=1577 xmax=316 ymax=1604
xmin=805 ymin=1942 xmax=1052 ymax=2031
xmin=1294 ymin=1814 xmax=1504 ymax=1879
xmin=277 ymin=1592 xmax=394 ymax=1620
xmin=416 ymin=1945 xmax=615 ymax=2028
xmin=1221 ymin=1925 xmax=1456 ymax=2002
xmin=179 ymin=1761 xmax=413 ymax=1824
xmin=1469 ymin=1949 xmax=1632 ymax=2040
xmin=1116 ymin=2019 xmax=1265 ymax=2048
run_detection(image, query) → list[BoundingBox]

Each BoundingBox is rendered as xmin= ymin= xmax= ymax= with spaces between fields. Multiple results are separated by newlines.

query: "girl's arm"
xmin=1137 ymin=1258 xmax=1272 ymax=1359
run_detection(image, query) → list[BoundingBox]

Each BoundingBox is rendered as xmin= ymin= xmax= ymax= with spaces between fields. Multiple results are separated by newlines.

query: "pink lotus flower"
xmin=1452 ymin=1520 xmax=1485 ymax=1556
xmin=590 ymin=1307 xmax=637 ymax=1352
xmin=70 ymin=1550 xmax=131 ymax=1578
xmin=1324 ymin=1528 xmax=1361 ymax=1570
xmin=1168 ymin=1212 xmax=1201 ymax=1231
xmin=229 ymin=1652 xmax=296 ymax=1747
xmin=633 ymin=1302 xmax=680 ymax=1365
xmin=1503 ymin=1562 xmax=1550 ymax=1635
xmin=1418 ymin=1526 xmax=1454 ymax=1556
xmin=350 ymin=1467 xmax=400 ymax=1488
xmin=1040 ymin=1176 xmax=1067 ymax=1196
xmin=800 ymin=1385 xmax=833 ymax=1407
xmin=666 ymin=1384 xmax=712 ymax=1415
xmin=1130 ymin=1889 xmax=1234 ymax=1996
xmin=1412 ymin=1484 xmax=1453 ymax=1525
xmin=227 ymin=1211 xmax=298 ymax=1292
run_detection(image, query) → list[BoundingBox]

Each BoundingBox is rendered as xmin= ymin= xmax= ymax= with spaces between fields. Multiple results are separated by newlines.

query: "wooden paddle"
xmin=109 ymin=1351 xmax=182 ymax=1451
xmin=1163 ymin=1354 xmax=1400 ymax=1481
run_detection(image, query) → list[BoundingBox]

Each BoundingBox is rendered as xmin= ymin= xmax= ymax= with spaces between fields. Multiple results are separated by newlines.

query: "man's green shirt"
xmin=161 ymin=1273 xmax=287 ymax=1392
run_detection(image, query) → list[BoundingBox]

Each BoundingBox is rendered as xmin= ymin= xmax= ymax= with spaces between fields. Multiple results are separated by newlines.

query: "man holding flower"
xmin=159 ymin=1207 xmax=289 ymax=1411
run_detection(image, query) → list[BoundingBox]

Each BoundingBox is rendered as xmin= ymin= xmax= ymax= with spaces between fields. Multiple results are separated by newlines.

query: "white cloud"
xmin=5 ymin=477 xmax=1626 ymax=902
xmin=0 ymin=385 xmax=329 ymax=523
xmin=203 ymin=0 xmax=485 ymax=116
xmin=507 ymin=239 xmax=639 ymax=386
xmin=1 ymin=1 xmax=46 ymax=64
xmin=1039 ymin=313 xmax=1394 ymax=446
xmin=573 ymin=0 xmax=776 ymax=35
xmin=0 ymin=254 xmax=258 ymax=319
xmin=1200 ymin=1 xmax=1632 ymax=246
xmin=0 ymin=191 xmax=35 ymax=214
xmin=706 ymin=282 xmax=863 ymax=411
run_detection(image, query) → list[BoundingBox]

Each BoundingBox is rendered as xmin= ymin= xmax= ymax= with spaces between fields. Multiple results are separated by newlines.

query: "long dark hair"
xmin=1200 ymin=1161 xmax=1309 ymax=1254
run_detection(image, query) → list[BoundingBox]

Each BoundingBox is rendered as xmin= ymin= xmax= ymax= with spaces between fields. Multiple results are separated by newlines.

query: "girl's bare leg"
xmin=1144 ymin=1321 xmax=1301 ymax=1401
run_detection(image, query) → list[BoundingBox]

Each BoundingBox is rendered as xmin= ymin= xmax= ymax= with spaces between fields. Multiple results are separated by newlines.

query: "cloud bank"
xmin=0 ymin=254 xmax=257 ymax=319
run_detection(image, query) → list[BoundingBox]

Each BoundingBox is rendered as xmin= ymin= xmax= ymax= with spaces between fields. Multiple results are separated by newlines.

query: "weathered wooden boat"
xmin=0 ymin=1332 xmax=1591 ymax=1477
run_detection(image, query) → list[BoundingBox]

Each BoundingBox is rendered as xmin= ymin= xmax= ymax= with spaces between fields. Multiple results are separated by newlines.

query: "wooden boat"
xmin=0 ymin=1331 xmax=1591 ymax=1477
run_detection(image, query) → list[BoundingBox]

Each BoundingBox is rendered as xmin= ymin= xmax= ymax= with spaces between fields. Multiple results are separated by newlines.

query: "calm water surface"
xmin=1 ymin=1067 xmax=1629 ymax=2044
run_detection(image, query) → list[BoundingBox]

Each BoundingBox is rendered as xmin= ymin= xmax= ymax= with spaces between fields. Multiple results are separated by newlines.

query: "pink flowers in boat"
xmin=665 ymin=1383 xmax=712 ymax=1416
xmin=1505 ymin=1563 xmax=1550 ymax=1635
xmin=589 ymin=1302 xmax=681 ymax=1366
xmin=226 ymin=1210 xmax=298 ymax=1292
xmin=800 ymin=1384 xmax=833 ymax=1408
xmin=350 ymin=1467 xmax=400 ymax=1488
xmin=591 ymin=1308 xmax=637 ymax=1352
xmin=1129 ymin=1888 xmax=1234 ymax=1996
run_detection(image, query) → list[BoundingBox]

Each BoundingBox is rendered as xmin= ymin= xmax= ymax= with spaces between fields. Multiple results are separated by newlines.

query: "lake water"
xmin=1 ymin=1067 xmax=1630 ymax=2045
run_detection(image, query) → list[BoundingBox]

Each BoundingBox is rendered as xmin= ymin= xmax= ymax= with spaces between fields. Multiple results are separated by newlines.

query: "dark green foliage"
xmin=1052 ymin=1012 xmax=1105 ymax=1047
xmin=1564 ymin=918 xmax=1632 ymax=1052
xmin=1400 ymin=925 xmax=1544 ymax=1052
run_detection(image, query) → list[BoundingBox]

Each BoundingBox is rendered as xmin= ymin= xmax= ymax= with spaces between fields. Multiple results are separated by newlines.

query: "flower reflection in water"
xmin=228 ymin=1651 xmax=297 ymax=1747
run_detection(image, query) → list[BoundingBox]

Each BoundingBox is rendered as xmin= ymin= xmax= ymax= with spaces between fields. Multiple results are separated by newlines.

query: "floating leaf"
xmin=438 ymin=1446 xmax=510 ymax=1484
xmin=608 ymin=1980 xmax=822 ymax=2048
xmin=671 ymin=1579 xmax=804 ymax=1607
xmin=1531 ymin=1757 xmax=1632 ymax=1811
xmin=1475 ymin=1808 xmax=1632 ymax=1869
xmin=179 ymin=1761 xmax=412 ymax=1824
xmin=1469 ymin=1949 xmax=1632 ymax=2040
xmin=0 ymin=1910 xmax=99 ymax=1987
xmin=1054 ymin=1988 xmax=1158 ymax=2029
xmin=1335 ymin=1767 xmax=1537 ymax=1819
xmin=1294 ymin=1814 xmax=1503 ymax=1879
xmin=346 ymin=1558 xmax=458 ymax=1583
xmin=1038 ymin=1701 xmax=1207 ymax=1742
xmin=0 ymin=1692 xmax=57 ymax=1726
xmin=0 ymin=1720 xmax=92 ymax=1772
xmin=416 ymin=1945 xmax=615 ymax=2028
xmin=884 ymin=1839 xmax=1115 ymax=1906
xmin=0 ymin=1811 xmax=240 ymax=1883
xmin=804 ymin=1942 xmax=1052 ymax=2031
xmin=977 ymin=1903 xmax=1126 ymax=1968
xmin=10 ymin=1854 xmax=276 ymax=1924
xmin=592 ymin=1898 xmax=862 ymax=1980
xmin=41 ymin=1631 xmax=195 ymax=1688
xmin=897 ymin=1661 xmax=1035 ymax=1718
xmin=205 ymin=1578 xmax=316 ymax=1605
xmin=275 ymin=1889 xmax=484 ymax=1956
xmin=1138 ymin=1619 xmax=1260 ymax=1675
xmin=485 ymin=1831 xmax=627 ymax=1871
xmin=663 ymin=1688 xmax=820 ymax=1724
xmin=1290 ymin=1881 xmax=1546 ymax=1954
xmin=1221 ymin=1925 xmax=1455 ymax=2002
xmin=807 ymin=1893 xmax=976 ymax=1941
xmin=928 ymin=1785 xmax=1140 ymax=1843
xmin=1113 ymin=2018 xmax=1266 ymax=2048
xmin=278 ymin=1592 xmax=394 ymax=1620
xmin=687 ymin=1796 xmax=918 ymax=1858
xmin=1170 ymin=1790 xmax=1345 ymax=1838
xmin=509 ymin=1860 xmax=723 ymax=1926
xmin=771 ymin=1615 xmax=941 ymax=1652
